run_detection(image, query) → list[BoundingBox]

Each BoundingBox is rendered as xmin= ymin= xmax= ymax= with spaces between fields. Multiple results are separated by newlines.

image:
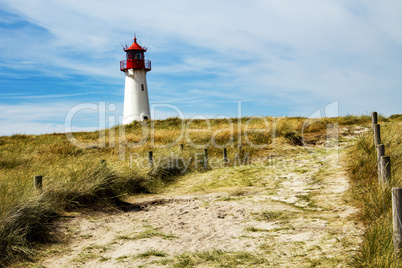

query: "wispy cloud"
xmin=0 ymin=93 xmax=88 ymax=99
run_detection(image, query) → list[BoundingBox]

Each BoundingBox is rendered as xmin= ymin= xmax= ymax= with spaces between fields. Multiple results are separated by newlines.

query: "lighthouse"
xmin=120 ymin=36 xmax=151 ymax=124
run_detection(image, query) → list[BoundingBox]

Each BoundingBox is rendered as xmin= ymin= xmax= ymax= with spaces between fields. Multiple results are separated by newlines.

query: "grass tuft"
xmin=136 ymin=248 xmax=167 ymax=258
xmin=255 ymin=210 xmax=292 ymax=222
xmin=172 ymin=250 xmax=268 ymax=267
xmin=115 ymin=225 xmax=177 ymax=241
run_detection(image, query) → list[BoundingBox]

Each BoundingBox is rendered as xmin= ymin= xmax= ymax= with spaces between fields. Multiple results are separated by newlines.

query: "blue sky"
xmin=0 ymin=0 xmax=401 ymax=135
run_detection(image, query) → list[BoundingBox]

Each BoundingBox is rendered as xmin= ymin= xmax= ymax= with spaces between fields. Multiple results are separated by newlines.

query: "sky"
xmin=0 ymin=0 xmax=401 ymax=135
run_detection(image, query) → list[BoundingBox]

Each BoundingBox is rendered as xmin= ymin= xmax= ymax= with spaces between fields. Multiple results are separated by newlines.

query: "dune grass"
xmin=0 ymin=115 xmax=372 ymax=266
xmin=347 ymin=121 xmax=402 ymax=267
xmin=170 ymin=250 xmax=268 ymax=267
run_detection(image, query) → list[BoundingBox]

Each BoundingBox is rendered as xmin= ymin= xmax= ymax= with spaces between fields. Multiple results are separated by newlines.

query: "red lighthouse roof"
xmin=124 ymin=37 xmax=147 ymax=52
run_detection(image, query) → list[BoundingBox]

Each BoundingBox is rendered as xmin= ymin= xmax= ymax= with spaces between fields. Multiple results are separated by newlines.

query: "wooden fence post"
xmin=244 ymin=153 xmax=250 ymax=165
xmin=148 ymin=151 xmax=153 ymax=168
xmin=392 ymin=188 xmax=402 ymax=254
xmin=223 ymin=148 xmax=228 ymax=164
xmin=377 ymin=144 xmax=385 ymax=184
xmin=34 ymin=175 xmax=42 ymax=191
xmin=381 ymin=156 xmax=391 ymax=185
xmin=204 ymin=148 xmax=208 ymax=170
xmin=237 ymin=145 xmax=243 ymax=163
xmin=373 ymin=124 xmax=381 ymax=147
xmin=372 ymin=112 xmax=378 ymax=127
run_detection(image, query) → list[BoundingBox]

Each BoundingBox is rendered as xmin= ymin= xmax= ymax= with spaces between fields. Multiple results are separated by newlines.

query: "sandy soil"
xmin=38 ymin=126 xmax=367 ymax=267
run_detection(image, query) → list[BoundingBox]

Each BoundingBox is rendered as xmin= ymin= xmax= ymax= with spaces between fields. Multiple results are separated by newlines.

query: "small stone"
xmin=218 ymin=212 xmax=227 ymax=219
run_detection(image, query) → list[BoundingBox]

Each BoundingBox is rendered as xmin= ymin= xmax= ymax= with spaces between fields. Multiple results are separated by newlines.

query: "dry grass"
xmin=0 ymin=115 xmax=372 ymax=266
xmin=347 ymin=121 xmax=402 ymax=267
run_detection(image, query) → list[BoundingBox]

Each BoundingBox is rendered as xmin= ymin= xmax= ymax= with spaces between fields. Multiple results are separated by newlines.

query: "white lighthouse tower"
xmin=120 ymin=36 xmax=151 ymax=124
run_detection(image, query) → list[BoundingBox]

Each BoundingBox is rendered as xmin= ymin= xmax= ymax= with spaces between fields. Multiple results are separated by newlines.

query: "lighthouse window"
xmin=141 ymin=84 xmax=144 ymax=91
xmin=127 ymin=52 xmax=143 ymax=60
xmin=135 ymin=52 xmax=142 ymax=59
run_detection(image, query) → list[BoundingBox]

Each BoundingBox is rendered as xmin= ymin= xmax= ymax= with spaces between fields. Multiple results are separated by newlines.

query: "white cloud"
xmin=0 ymin=121 xmax=64 ymax=135
xmin=0 ymin=101 xmax=123 ymax=136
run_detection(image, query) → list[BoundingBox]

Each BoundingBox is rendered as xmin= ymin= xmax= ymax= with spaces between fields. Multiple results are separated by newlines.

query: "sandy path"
xmin=39 ymin=126 xmax=366 ymax=267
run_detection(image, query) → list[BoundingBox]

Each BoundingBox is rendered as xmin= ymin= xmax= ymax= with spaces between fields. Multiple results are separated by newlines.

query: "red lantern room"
xmin=120 ymin=37 xmax=151 ymax=71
